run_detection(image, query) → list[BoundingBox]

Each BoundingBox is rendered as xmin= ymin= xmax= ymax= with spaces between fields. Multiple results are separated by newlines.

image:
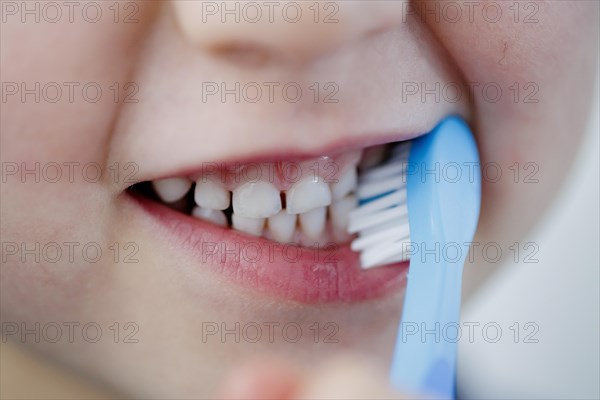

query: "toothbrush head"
xmin=347 ymin=142 xmax=412 ymax=269
xmin=348 ymin=116 xmax=481 ymax=270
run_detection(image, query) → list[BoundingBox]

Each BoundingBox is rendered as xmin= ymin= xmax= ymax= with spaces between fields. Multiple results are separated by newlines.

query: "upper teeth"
xmin=232 ymin=180 xmax=282 ymax=218
xmin=194 ymin=178 xmax=231 ymax=210
xmin=331 ymin=167 xmax=357 ymax=200
xmin=148 ymin=147 xmax=387 ymax=246
xmin=285 ymin=175 xmax=332 ymax=214
xmin=152 ymin=177 xmax=192 ymax=203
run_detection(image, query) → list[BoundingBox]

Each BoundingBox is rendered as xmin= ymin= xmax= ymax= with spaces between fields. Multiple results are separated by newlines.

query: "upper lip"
xmin=122 ymin=133 xmax=407 ymax=186
xmin=106 ymin=24 xmax=470 ymax=192
xmin=113 ymin=126 xmax=456 ymax=192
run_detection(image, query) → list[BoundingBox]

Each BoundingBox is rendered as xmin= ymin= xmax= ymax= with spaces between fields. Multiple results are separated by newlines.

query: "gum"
xmin=190 ymin=150 xmax=362 ymax=191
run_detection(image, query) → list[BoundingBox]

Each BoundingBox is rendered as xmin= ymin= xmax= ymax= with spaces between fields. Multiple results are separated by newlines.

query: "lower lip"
xmin=130 ymin=194 xmax=408 ymax=303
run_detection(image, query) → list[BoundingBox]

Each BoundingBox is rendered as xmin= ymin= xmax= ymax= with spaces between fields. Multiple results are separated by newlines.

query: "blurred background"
xmin=459 ymin=85 xmax=600 ymax=399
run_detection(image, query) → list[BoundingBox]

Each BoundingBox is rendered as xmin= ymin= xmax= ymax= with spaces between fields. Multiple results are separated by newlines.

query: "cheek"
xmin=0 ymin=173 xmax=116 ymax=322
xmin=426 ymin=0 xmax=597 ymax=129
xmin=418 ymin=1 xmax=598 ymax=295
xmin=427 ymin=2 xmax=596 ymax=223
xmin=0 ymin=1 xmax=157 ymax=321
xmin=1 ymin=2 xmax=157 ymax=164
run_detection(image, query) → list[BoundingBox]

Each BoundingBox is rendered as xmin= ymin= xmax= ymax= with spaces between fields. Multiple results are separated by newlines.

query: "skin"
xmin=1 ymin=1 xmax=597 ymax=398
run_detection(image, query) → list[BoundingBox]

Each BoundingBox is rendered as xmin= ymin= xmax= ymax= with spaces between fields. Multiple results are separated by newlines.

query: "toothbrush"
xmin=348 ymin=116 xmax=481 ymax=398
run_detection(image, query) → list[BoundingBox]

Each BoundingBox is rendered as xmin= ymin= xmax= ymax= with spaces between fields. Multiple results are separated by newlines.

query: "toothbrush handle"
xmin=389 ymin=257 xmax=463 ymax=399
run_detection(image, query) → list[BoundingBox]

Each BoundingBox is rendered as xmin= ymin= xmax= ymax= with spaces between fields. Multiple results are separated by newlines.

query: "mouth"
xmin=126 ymin=139 xmax=412 ymax=303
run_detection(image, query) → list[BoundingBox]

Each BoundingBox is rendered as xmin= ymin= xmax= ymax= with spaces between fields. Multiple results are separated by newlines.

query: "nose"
xmin=172 ymin=0 xmax=406 ymax=62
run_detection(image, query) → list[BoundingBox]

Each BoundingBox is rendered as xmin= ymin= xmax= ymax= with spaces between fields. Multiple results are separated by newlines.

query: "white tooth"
xmin=191 ymin=206 xmax=228 ymax=227
xmin=152 ymin=177 xmax=192 ymax=203
xmin=329 ymin=195 xmax=358 ymax=241
xmin=286 ymin=176 xmax=332 ymax=214
xmin=331 ymin=167 xmax=357 ymax=200
xmin=267 ymin=210 xmax=297 ymax=243
xmin=194 ymin=178 xmax=230 ymax=210
xmin=233 ymin=181 xmax=281 ymax=218
xmin=299 ymin=207 xmax=326 ymax=241
xmin=232 ymin=213 xmax=265 ymax=236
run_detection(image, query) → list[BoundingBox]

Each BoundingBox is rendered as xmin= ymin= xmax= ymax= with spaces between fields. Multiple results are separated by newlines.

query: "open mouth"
xmin=127 ymin=140 xmax=410 ymax=303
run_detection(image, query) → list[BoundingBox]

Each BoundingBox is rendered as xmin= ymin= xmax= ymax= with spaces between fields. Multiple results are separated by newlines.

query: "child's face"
xmin=1 ymin=1 xmax=597 ymax=397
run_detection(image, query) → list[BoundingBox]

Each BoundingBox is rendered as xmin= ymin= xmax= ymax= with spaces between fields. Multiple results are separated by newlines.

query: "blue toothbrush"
xmin=348 ymin=116 xmax=481 ymax=398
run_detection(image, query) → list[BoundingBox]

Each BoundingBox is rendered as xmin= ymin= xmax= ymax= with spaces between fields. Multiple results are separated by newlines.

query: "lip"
xmin=113 ymin=131 xmax=425 ymax=190
xmin=128 ymin=193 xmax=408 ymax=303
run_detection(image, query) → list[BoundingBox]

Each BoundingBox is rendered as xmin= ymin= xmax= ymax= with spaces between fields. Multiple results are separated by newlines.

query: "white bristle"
xmin=349 ymin=190 xmax=407 ymax=218
xmin=359 ymin=216 xmax=407 ymax=237
xmin=358 ymin=160 xmax=408 ymax=182
xmin=351 ymin=224 xmax=410 ymax=252
xmin=347 ymin=203 xmax=408 ymax=234
xmin=360 ymin=237 xmax=412 ymax=269
xmin=355 ymin=176 xmax=406 ymax=200
xmin=349 ymin=142 xmax=412 ymax=269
